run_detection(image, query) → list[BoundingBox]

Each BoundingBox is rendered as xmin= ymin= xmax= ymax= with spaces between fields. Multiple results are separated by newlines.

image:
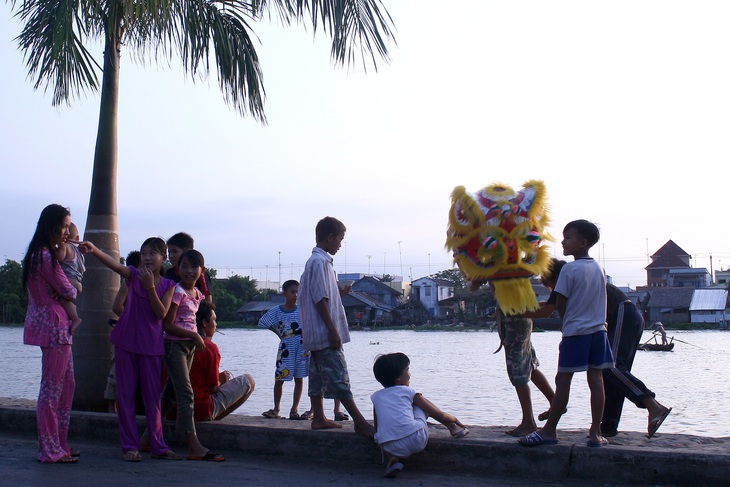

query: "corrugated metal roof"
xmin=646 ymin=288 xmax=695 ymax=307
xmin=689 ymin=289 xmax=729 ymax=311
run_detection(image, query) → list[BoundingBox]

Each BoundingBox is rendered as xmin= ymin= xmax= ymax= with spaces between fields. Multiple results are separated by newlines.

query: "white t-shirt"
xmin=371 ymin=385 xmax=426 ymax=444
xmin=553 ymin=258 xmax=607 ymax=337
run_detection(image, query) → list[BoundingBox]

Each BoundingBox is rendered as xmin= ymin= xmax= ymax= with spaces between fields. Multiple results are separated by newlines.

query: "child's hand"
xmin=138 ymin=266 xmax=155 ymax=290
xmin=192 ymin=333 xmax=206 ymax=352
xmin=78 ymin=241 xmax=97 ymax=254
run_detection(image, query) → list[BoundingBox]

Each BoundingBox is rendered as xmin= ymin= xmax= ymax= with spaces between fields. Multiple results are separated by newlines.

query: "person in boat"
xmin=654 ymin=322 xmax=668 ymax=345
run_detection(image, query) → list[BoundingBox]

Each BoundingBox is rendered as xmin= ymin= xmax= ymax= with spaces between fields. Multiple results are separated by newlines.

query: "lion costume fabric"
xmin=445 ymin=180 xmax=551 ymax=315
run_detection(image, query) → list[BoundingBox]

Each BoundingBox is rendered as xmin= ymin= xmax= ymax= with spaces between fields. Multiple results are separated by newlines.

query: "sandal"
xmin=53 ymin=455 xmax=78 ymax=464
xmin=151 ymin=450 xmax=183 ymax=460
xmin=334 ymin=411 xmax=350 ymax=421
xmin=123 ymin=450 xmax=142 ymax=462
xmin=261 ymin=409 xmax=281 ymax=419
xmin=289 ymin=411 xmax=307 ymax=420
xmin=300 ymin=410 xmax=313 ymax=420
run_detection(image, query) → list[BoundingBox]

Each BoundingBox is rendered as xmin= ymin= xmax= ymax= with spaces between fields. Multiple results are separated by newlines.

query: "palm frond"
xmin=167 ymin=0 xmax=265 ymax=121
xmin=264 ymin=0 xmax=395 ymax=71
xmin=12 ymin=0 xmax=101 ymax=105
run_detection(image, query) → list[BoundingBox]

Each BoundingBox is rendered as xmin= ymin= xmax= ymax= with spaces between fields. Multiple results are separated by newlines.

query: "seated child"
xmin=371 ymin=352 xmax=468 ymax=478
xmin=191 ymin=301 xmax=255 ymax=421
xmin=55 ymin=222 xmax=85 ymax=333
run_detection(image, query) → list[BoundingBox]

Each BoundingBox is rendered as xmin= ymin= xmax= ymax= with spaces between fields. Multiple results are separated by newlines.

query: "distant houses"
xmin=637 ymin=240 xmax=729 ymax=326
xmin=233 ymin=239 xmax=729 ymax=327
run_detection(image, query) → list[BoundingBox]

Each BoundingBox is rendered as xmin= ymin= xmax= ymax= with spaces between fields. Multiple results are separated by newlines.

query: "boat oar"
xmin=666 ymin=336 xmax=702 ymax=348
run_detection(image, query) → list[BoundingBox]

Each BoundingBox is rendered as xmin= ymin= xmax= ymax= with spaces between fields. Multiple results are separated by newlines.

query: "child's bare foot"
xmin=505 ymin=423 xmax=536 ymax=437
xmin=69 ymin=319 xmax=82 ymax=335
xmin=311 ymin=418 xmax=342 ymax=430
xmin=447 ymin=422 xmax=469 ymax=438
xmin=354 ymin=421 xmax=376 ymax=438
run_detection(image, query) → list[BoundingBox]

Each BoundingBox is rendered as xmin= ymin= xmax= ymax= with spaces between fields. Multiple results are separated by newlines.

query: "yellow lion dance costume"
xmin=445 ymin=180 xmax=551 ymax=316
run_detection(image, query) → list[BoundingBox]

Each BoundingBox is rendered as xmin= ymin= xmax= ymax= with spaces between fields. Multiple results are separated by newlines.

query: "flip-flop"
xmin=53 ymin=455 xmax=78 ymax=464
xmin=123 ymin=450 xmax=142 ymax=462
xmin=151 ymin=450 xmax=183 ymax=460
xmin=187 ymin=452 xmax=225 ymax=462
xmin=384 ymin=461 xmax=404 ymax=478
xmin=648 ymin=407 xmax=672 ymax=438
xmin=587 ymin=438 xmax=609 ymax=447
xmin=261 ymin=409 xmax=281 ymax=419
xmin=518 ymin=431 xmax=559 ymax=447
xmin=334 ymin=412 xmax=350 ymax=421
xmin=289 ymin=411 xmax=307 ymax=420
xmin=300 ymin=410 xmax=313 ymax=420
xmin=452 ymin=427 xmax=469 ymax=438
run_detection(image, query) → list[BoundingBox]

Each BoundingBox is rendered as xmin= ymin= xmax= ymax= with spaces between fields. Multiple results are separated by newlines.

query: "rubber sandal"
xmin=648 ymin=407 xmax=672 ymax=438
xmin=261 ymin=409 xmax=281 ymax=419
xmin=300 ymin=410 xmax=313 ymax=420
xmin=518 ymin=431 xmax=559 ymax=447
xmin=151 ymin=450 xmax=183 ymax=460
xmin=123 ymin=450 xmax=142 ymax=462
xmin=53 ymin=455 xmax=78 ymax=464
xmin=187 ymin=452 xmax=225 ymax=462
xmin=384 ymin=460 xmax=404 ymax=478
xmin=334 ymin=412 xmax=350 ymax=421
xmin=289 ymin=411 xmax=307 ymax=420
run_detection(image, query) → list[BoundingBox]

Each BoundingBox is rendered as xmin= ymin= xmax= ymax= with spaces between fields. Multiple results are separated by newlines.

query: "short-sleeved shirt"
xmin=298 ymin=247 xmax=349 ymax=352
xmin=190 ymin=337 xmax=219 ymax=421
xmin=165 ymin=284 xmax=203 ymax=341
xmin=371 ymin=385 xmax=424 ymax=444
xmin=553 ymin=258 xmax=607 ymax=337
xmin=111 ymin=266 xmax=176 ymax=355
xmin=165 ymin=267 xmax=212 ymax=297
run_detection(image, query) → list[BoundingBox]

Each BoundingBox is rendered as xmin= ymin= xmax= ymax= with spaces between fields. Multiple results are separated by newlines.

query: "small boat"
xmin=639 ymin=342 xmax=674 ymax=352
xmin=640 ymin=335 xmax=675 ymax=352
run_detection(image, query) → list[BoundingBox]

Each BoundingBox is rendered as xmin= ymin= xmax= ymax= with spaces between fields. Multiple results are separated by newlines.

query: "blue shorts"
xmin=558 ymin=330 xmax=614 ymax=373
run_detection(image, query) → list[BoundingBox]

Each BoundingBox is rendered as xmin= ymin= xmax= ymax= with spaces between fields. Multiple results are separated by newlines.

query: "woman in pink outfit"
xmin=22 ymin=204 xmax=79 ymax=464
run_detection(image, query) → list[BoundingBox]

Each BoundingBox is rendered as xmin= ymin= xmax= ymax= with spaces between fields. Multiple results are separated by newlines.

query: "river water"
xmin=4 ymin=327 xmax=728 ymax=438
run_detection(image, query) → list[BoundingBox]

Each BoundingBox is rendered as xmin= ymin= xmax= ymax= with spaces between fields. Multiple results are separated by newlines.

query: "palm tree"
xmin=9 ymin=0 xmax=395 ymax=410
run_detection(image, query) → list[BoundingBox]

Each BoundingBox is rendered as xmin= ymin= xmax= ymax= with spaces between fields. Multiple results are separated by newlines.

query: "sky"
xmin=2 ymin=1 xmax=730 ymax=289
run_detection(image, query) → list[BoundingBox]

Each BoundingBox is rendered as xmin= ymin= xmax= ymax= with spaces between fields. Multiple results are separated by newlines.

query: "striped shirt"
xmin=298 ymin=247 xmax=350 ymax=352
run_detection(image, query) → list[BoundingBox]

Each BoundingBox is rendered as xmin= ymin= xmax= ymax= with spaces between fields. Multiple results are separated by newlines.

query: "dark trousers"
xmin=601 ymin=301 xmax=655 ymax=434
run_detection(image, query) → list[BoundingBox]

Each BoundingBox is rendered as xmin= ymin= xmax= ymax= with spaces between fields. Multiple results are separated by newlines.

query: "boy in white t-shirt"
xmin=370 ymin=353 xmax=468 ymax=478
xmin=519 ymin=220 xmax=614 ymax=448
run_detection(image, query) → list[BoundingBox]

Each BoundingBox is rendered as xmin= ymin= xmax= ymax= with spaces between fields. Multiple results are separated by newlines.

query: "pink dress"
xmin=23 ymin=248 xmax=77 ymax=463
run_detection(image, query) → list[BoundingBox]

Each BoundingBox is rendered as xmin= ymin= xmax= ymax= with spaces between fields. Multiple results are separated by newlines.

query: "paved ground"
xmin=1 ymin=433 xmax=648 ymax=487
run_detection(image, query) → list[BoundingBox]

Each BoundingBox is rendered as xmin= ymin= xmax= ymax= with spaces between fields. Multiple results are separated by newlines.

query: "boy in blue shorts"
xmin=519 ymin=220 xmax=614 ymax=447
xmin=298 ymin=216 xmax=375 ymax=437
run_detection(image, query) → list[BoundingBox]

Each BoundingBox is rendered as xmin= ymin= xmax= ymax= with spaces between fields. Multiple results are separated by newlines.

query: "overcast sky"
xmin=2 ymin=1 xmax=729 ymax=288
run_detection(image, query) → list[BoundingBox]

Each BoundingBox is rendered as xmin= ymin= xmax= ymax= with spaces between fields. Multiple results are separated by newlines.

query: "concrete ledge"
xmin=2 ymin=399 xmax=729 ymax=485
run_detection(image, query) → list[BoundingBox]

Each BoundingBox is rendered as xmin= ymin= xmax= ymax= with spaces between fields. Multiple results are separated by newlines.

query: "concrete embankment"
xmin=1 ymin=397 xmax=728 ymax=486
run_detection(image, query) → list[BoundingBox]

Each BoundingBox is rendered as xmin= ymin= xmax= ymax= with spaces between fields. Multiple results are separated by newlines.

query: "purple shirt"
xmin=110 ymin=266 xmax=175 ymax=355
xmin=23 ymin=249 xmax=77 ymax=347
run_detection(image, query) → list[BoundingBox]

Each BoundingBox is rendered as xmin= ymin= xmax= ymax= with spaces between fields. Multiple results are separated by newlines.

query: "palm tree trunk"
xmin=73 ymin=25 xmax=122 ymax=411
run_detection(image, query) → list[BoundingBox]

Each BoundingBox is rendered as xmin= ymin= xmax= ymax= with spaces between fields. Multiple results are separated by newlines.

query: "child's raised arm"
xmin=78 ymin=241 xmax=131 ymax=280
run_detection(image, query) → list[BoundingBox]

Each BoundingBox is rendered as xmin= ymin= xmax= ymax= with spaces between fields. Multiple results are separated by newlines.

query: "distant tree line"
xmin=0 ymin=259 xmax=275 ymax=324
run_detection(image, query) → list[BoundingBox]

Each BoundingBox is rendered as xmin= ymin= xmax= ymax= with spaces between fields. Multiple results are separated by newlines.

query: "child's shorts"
xmin=308 ymin=346 xmax=354 ymax=400
xmin=558 ymin=330 xmax=614 ymax=373
xmin=380 ymin=407 xmax=429 ymax=458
